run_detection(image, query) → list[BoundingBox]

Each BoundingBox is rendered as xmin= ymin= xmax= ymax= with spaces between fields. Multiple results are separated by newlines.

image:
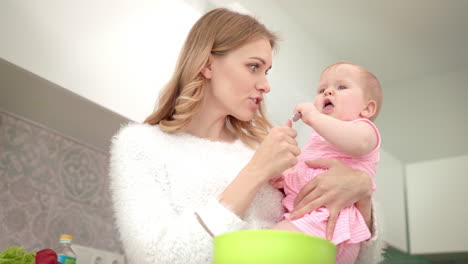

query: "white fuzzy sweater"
xmin=109 ymin=123 xmax=385 ymax=264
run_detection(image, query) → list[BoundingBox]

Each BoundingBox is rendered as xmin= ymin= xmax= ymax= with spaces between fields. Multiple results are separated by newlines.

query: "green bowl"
xmin=213 ymin=230 xmax=336 ymax=264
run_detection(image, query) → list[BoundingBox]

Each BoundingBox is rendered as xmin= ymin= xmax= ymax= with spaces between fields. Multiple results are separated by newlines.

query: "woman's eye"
xmin=248 ymin=64 xmax=259 ymax=71
xmin=338 ymin=85 xmax=347 ymax=90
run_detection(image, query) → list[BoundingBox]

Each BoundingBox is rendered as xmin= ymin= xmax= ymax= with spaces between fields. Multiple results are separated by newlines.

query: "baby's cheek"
xmin=313 ymin=98 xmax=321 ymax=109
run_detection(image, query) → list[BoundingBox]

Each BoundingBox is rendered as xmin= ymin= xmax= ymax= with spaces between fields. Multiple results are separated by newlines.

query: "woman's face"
xmin=205 ymin=38 xmax=272 ymax=121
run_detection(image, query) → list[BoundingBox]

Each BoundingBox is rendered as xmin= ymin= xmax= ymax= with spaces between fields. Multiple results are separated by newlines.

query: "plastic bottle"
xmin=57 ymin=234 xmax=77 ymax=264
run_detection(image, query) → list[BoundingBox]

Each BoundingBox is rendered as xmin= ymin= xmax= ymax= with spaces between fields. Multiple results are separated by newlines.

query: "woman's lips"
xmin=249 ymin=97 xmax=260 ymax=109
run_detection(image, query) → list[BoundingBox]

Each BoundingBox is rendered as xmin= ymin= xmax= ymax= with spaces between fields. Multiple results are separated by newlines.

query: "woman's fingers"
xmin=294 ymin=177 xmax=318 ymax=207
xmin=279 ymin=125 xmax=300 ymax=159
xmin=288 ymin=145 xmax=301 ymax=156
xmin=304 ymin=158 xmax=338 ymax=170
xmin=294 ymin=159 xmax=337 ymax=208
xmin=249 ymin=122 xmax=299 ymax=182
xmin=326 ymin=209 xmax=340 ymax=240
xmin=294 ymin=183 xmax=323 ymax=210
xmin=283 ymin=135 xmax=298 ymax=146
xmin=280 ymin=120 xmax=297 ymax=138
xmin=290 ymin=196 xmax=324 ymax=220
xmin=287 ymin=158 xmax=374 ymax=240
xmin=283 ymin=128 xmax=297 ymax=139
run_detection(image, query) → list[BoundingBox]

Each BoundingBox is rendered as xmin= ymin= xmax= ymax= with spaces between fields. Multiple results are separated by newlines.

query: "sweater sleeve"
xmin=355 ymin=198 xmax=386 ymax=264
xmin=109 ymin=125 xmax=246 ymax=264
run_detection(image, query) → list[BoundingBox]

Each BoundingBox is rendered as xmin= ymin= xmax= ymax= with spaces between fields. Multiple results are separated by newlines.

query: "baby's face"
xmin=314 ymin=64 xmax=369 ymax=121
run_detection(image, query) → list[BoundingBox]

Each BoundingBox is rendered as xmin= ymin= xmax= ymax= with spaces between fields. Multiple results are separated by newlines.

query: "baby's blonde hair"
xmin=322 ymin=62 xmax=383 ymax=121
xmin=144 ymin=8 xmax=279 ymax=148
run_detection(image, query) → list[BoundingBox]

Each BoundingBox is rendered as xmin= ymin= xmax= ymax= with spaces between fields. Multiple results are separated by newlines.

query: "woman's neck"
xmin=184 ymin=108 xmax=235 ymax=143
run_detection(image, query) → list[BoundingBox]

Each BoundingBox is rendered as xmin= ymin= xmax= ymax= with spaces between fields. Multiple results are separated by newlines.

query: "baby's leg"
xmin=272 ymin=219 xmax=302 ymax=233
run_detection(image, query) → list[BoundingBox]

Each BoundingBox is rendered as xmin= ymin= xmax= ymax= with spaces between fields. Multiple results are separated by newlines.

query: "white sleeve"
xmin=195 ymin=198 xmax=247 ymax=236
xmin=109 ymin=125 xmax=246 ymax=264
xmin=355 ymin=199 xmax=386 ymax=264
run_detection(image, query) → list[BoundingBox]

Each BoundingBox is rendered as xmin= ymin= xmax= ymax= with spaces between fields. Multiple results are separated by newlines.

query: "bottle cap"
xmin=59 ymin=234 xmax=73 ymax=242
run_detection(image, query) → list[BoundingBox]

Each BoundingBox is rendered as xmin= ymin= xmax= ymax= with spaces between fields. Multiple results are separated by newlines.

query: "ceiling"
xmin=274 ymin=0 xmax=468 ymax=163
xmin=275 ymin=0 xmax=468 ymax=83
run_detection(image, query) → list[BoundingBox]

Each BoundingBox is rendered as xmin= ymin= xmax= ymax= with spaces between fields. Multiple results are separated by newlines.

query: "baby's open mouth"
xmin=323 ymin=98 xmax=334 ymax=109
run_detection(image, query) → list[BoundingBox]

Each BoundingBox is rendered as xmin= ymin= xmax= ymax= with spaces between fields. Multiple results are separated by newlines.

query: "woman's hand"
xmin=247 ymin=120 xmax=300 ymax=183
xmin=290 ymin=158 xmax=372 ymax=239
xmin=220 ymin=120 xmax=300 ymax=217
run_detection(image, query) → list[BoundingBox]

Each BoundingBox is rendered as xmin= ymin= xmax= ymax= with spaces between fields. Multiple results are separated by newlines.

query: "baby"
xmin=272 ymin=62 xmax=383 ymax=264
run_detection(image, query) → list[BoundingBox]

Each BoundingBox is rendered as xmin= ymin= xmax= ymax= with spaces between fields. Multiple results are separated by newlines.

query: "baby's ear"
xmin=360 ymin=100 xmax=377 ymax=119
xmin=200 ymin=55 xmax=214 ymax=79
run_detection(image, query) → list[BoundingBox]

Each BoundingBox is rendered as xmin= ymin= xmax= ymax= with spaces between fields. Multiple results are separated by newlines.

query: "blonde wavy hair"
xmin=144 ymin=8 xmax=279 ymax=148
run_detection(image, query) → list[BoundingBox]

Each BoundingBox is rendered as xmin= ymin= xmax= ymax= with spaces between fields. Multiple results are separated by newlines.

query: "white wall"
xmin=406 ymin=155 xmax=468 ymax=254
xmin=375 ymin=150 xmax=408 ymax=252
xmin=375 ymin=67 xmax=468 ymax=163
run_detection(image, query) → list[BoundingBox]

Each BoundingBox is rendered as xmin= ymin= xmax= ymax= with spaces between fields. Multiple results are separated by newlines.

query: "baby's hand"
xmin=269 ymin=174 xmax=284 ymax=189
xmin=294 ymin=103 xmax=320 ymax=125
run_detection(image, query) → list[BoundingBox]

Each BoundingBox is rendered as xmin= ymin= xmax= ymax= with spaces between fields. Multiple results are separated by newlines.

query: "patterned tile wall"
xmin=0 ymin=111 xmax=123 ymax=254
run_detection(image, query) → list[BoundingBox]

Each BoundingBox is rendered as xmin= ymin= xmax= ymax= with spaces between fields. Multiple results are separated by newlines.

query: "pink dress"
xmin=282 ymin=119 xmax=380 ymax=264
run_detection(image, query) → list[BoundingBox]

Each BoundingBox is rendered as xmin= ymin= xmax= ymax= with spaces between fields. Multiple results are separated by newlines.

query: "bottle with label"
xmin=57 ymin=234 xmax=77 ymax=264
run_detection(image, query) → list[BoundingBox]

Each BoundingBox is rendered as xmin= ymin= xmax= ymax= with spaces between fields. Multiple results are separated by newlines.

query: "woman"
xmin=109 ymin=8 xmax=384 ymax=264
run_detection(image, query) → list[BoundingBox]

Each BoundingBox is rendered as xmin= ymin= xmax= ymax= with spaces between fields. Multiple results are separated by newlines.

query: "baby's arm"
xmin=295 ymin=103 xmax=378 ymax=157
